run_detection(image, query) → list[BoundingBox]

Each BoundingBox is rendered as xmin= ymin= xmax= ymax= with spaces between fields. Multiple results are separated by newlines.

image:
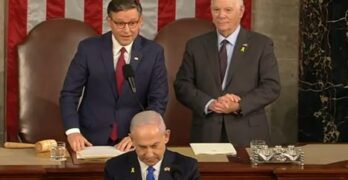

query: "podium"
xmin=1 ymin=145 xmax=348 ymax=180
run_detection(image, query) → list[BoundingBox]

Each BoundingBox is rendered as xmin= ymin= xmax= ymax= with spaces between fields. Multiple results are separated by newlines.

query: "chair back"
xmin=154 ymin=18 xmax=215 ymax=145
xmin=17 ymin=19 xmax=97 ymax=143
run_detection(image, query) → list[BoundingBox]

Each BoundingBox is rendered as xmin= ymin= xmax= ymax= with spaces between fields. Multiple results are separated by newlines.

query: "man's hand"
xmin=218 ymin=93 xmax=241 ymax=104
xmin=218 ymin=93 xmax=241 ymax=114
xmin=115 ymin=136 xmax=134 ymax=152
xmin=208 ymin=93 xmax=241 ymax=114
xmin=67 ymin=133 xmax=92 ymax=152
xmin=208 ymin=100 xmax=225 ymax=113
xmin=218 ymin=100 xmax=241 ymax=114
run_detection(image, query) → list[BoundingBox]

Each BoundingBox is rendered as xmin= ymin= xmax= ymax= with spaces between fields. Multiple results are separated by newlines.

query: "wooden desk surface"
xmin=1 ymin=147 xmax=348 ymax=180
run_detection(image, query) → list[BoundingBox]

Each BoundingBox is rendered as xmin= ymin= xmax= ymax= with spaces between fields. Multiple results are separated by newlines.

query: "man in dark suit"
xmin=174 ymin=0 xmax=281 ymax=146
xmin=104 ymin=111 xmax=200 ymax=180
xmin=60 ymin=0 xmax=168 ymax=152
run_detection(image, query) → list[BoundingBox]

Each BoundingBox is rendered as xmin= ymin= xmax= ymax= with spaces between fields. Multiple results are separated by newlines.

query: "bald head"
xmin=211 ymin=0 xmax=244 ymax=7
xmin=129 ymin=111 xmax=170 ymax=166
xmin=237 ymin=0 xmax=244 ymax=6
xmin=130 ymin=111 xmax=166 ymax=134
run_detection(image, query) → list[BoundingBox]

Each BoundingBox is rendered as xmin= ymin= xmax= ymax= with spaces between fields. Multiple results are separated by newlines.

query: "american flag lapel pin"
xmin=164 ymin=167 xmax=170 ymax=172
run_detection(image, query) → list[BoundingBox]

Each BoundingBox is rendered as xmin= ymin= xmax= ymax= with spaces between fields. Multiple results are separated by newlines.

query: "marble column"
xmin=299 ymin=0 xmax=348 ymax=142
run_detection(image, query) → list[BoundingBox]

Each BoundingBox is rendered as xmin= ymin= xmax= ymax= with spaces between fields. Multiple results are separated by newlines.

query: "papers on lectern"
xmin=190 ymin=143 xmax=236 ymax=155
xmin=77 ymin=146 xmax=124 ymax=159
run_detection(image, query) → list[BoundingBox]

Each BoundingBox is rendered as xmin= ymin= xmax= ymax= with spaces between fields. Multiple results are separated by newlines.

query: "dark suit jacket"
xmin=174 ymin=28 xmax=281 ymax=146
xmin=104 ymin=150 xmax=200 ymax=180
xmin=60 ymin=32 xmax=168 ymax=145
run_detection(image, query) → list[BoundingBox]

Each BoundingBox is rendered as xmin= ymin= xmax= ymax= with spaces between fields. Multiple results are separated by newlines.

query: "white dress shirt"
xmin=139 ymin=158 xmax=163 ymax=180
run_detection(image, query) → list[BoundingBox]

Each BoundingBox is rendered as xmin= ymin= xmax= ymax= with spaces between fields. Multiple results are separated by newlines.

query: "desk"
xmin=1 ymin=147 xmax=348 ymax=180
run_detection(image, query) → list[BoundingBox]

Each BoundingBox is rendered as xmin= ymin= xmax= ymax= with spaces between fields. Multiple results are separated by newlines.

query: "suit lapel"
xmin=204 ymin=32 xmax=222 ymax=89
xmin=101 ymin=32 xmax=118 ymax=100
xmin=158 ymin=150 xmax=175 ymax=180
xmin=101 ymin=34 xmax=142 ymax=101
xmin=129 ymin=36 xmax=142 ymax=72
xmin=118 ymin=36 xmax=142 ymax=95
xmin=224 ymin=28 xmax=248 ymax=89
xmin=128 ymin=151 xmax=142 ymax=180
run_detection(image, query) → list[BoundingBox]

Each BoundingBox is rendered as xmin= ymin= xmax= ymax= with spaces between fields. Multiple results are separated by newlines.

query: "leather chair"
xmin=17 ymin=19 xmax=97 ymax=143
xmin=154 ymin=18 xmax=215 ymax=145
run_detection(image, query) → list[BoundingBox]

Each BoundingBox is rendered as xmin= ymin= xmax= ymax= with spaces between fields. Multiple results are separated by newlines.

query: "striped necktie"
xmin=219 ymin=39 xmax=228 ymax=83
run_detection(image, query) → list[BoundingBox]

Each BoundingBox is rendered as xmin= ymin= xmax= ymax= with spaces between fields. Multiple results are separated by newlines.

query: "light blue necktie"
xmin=146 ymin=166 xmax=155 ymax=180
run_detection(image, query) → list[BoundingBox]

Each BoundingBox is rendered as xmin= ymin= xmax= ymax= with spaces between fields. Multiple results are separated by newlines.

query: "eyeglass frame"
xmin=108 ymin=16 xmax=141 ymax=29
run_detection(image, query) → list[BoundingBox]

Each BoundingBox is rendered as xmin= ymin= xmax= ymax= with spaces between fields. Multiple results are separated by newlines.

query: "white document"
xmin=190 ymin=143 xmax=236 ymax=155
xmin=76 ymin=146 xmax=125 ymax=159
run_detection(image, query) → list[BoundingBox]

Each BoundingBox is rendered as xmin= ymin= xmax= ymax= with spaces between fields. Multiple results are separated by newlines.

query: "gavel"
xmin=4 ymin=139 xmax=57 ymax=153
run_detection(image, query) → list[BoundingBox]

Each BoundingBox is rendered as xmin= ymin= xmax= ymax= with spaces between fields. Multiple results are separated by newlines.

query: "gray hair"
xmin=211 ymin=0 xmax=244 ymax=8
xmin=130 ymin=111 xmax=166 ymax=133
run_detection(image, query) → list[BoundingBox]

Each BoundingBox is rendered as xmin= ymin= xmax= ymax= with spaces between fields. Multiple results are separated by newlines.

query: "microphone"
xmin=123 ymin=64 xmax=136 ymax=93
xmin=123 ymin=64 xmax=145 ymax=110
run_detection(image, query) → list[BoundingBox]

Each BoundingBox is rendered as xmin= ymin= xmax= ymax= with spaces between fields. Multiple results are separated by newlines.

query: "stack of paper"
xmin=77 ymin=146 xmax=125 ymax=159
xmin=190 ymin=143 xmax=236 ymax=155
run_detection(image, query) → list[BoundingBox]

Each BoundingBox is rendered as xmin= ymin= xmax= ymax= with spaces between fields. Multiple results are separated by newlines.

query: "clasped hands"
xmin=67 ymin=133 xmax=133 ymax=152
xmin=209 ymin=93 xmax=241 ymax=114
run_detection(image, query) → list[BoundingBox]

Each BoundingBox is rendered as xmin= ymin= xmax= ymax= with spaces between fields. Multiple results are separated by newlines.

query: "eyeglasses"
xmin=109 ymin=17 xmax=140 ymax=29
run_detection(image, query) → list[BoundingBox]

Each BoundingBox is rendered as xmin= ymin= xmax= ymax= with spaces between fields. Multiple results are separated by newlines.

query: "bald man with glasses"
xmin=60 ymin=0 xmax=168 ymax=152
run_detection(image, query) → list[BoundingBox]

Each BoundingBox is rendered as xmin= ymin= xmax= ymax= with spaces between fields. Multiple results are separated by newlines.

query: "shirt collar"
xmin=217 ymin=25 xmax=241 ymax=46
xmin=112 ymin=34 xmax=133 ymax=55
xmin=138 ymin=158 xmax=163 ymax=176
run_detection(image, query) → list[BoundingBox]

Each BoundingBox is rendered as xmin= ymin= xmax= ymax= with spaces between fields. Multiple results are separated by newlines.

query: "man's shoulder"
xmin=243 ymin=28 xmax=273 ymax=43
xmin=136 ymin=35 xmax=163 ymax=50
xmin=166 ymin=150 xmax=198 ymax=165
xmin=77 ymin=31 xmax=111 ymax=47
xmin=188 ymin=31 xmax=215 ymax=43
xmin=105 ymin=150 xmax=136 ymax=167
xmin=184 ymin=31 xmax=216 ymax=48
xmin=164 ymin=150 xmax=199 ymax=178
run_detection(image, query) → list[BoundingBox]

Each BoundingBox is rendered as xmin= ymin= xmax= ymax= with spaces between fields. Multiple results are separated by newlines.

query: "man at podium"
xmin=59 ymin=0 xmax=168 ymax=152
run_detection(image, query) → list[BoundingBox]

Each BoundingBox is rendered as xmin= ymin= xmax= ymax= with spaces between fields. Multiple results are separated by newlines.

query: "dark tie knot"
xmin=221 ymin=39 xmax=228 ymax=45
xmin=120 ymin=47 xmax=126 ymax=54
xmin=147 ymin=166 xmax=155 ymax=173
xmin=220 ymin=39 xmax=229 ymax=50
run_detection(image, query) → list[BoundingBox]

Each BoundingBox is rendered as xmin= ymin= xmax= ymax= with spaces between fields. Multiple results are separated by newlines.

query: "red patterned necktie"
xmin=110 ymin=47 xmax=126 ymax=142
xmin=116 ymin=47 xmax=126 ymax=95
xmin=110 ymin=122 xmax=118 ymax=142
